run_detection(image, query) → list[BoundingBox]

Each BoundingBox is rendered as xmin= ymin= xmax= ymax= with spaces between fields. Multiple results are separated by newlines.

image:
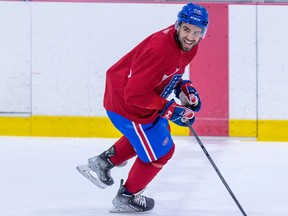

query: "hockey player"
xmin=77 ymin=2 xmax=209 ymax=212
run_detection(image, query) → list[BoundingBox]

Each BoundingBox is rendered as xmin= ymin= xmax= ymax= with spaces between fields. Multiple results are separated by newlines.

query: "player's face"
xmin=177 ymin=23 xmax=202 ymax=52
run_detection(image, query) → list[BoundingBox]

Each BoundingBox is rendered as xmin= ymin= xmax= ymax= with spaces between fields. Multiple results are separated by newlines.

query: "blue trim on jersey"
xmin=107 ymin=111 xmax=173 ymax=163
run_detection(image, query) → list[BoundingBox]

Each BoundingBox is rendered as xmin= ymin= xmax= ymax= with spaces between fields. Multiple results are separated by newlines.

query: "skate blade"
xmin=109 ymin=207 xmax=142 ymax=214
xmin=76 ymin=165 xmax=107 ymax=189
xmin=109 ymin=207 xmax=124 ymax=213
xmin=109 ymin=203 xmax=149 ymax=214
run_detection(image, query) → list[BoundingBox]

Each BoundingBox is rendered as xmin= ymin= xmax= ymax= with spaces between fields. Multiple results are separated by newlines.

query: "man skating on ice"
xmin=77 ymin=2 xmax=209 ymax=212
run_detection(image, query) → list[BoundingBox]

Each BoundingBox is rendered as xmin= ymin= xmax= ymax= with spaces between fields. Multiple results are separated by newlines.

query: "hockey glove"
xmin=175 ymin=80 xmax=201 ymax=112
xmin=160 ymin=100 xmax=195 ymax=127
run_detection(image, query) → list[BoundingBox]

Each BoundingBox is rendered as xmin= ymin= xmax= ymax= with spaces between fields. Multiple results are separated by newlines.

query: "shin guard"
xmin=124 ymin=144 xmax=175 ymax=194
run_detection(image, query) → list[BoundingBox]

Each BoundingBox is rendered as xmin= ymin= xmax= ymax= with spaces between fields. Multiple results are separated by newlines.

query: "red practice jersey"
xmin=104 ymin=25 xmax=198 ymax=124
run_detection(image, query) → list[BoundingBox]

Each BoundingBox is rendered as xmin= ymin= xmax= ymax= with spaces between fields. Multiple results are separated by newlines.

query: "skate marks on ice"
xmin=33 ymin=207 xmax=109 ymax=216
xmin=34 ymin=205 xmax=156 ymax=216
xmin=1 ymin=136 xmax=288 ymax=216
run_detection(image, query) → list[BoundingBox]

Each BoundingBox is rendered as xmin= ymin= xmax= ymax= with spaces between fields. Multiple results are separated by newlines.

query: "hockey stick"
xmin=186 ymin=121 xmax=247 ymax=216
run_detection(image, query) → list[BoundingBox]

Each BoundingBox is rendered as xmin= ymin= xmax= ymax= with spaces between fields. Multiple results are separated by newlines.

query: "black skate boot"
xmin=110 ymin=179 xmax=155 ymax=213
xmin=88 ymin=146 xmax=116 ymax=187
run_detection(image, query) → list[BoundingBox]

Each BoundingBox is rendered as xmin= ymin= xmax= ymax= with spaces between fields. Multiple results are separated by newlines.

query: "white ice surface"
xmin=0 ymin=136 xmax=287 ymax=216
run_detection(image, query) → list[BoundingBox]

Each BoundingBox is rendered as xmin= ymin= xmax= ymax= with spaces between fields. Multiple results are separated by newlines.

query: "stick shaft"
xmin=187 ymin=123 xmax=247 ymax=216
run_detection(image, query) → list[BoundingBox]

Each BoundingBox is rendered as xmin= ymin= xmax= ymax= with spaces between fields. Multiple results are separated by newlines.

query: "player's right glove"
xmin=159 ymin=99 xmax=195 ymax=127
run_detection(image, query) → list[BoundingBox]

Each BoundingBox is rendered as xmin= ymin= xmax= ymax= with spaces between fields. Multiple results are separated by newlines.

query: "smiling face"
xmin=176 ymin=23 xmax=203 ymax=52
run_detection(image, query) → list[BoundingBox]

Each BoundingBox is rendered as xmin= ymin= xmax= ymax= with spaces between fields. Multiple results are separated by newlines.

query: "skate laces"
xmin=132 ymin=194 xmax=147 ymax=208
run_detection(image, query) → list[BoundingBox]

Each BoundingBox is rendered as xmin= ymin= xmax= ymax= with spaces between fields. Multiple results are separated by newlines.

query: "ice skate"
xmin=110 ymin=179 xmax=155 ymax=213
xmin=76 ymin=146 xmax=116 ymax=189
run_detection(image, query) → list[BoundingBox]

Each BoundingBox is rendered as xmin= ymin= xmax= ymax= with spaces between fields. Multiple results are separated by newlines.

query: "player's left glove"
xmin=159 ymin=99 xmax=195 ymax=127
xmin=174 ymin=80 xmax=202 ymax=112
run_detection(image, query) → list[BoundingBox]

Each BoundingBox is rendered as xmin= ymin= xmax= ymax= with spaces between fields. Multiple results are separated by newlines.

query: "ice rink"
xmin=0 ymin=135 xmax=287 ymax=216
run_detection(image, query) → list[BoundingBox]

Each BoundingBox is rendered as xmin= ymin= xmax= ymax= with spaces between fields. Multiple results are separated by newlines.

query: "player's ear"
xmin=174 ymin=21 xmax=181 ymax=31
